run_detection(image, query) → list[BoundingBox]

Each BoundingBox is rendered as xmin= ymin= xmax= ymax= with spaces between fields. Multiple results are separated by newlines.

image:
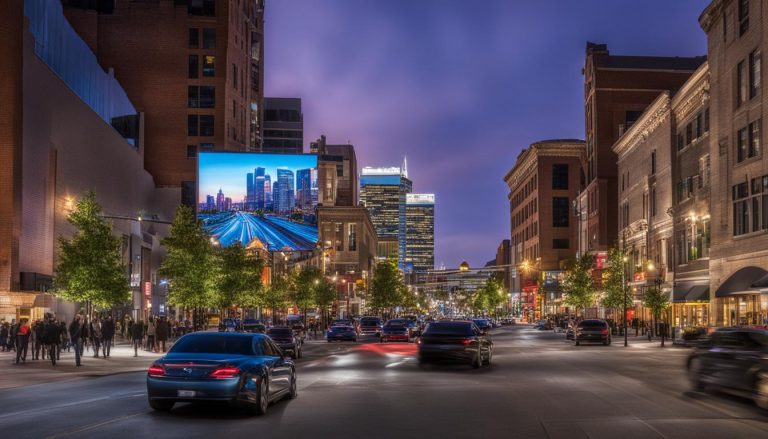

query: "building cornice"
xmin=672 ymin=63 xmax=710 ymax=123
xmin=504 ymin=141 xmax=585 ymax=190
xmin=613 ymin=93 xmax=671 ymax=160
xmin=699 ymin=0 xmax=727 ymax=33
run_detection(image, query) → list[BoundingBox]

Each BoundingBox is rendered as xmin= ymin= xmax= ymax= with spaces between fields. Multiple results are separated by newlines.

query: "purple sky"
xmin=264 ymin=0 xmax=709 ymax=269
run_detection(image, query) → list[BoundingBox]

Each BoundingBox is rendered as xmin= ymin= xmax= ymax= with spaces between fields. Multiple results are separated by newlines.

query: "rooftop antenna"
xmin=402 ymin=156 xmax=408 ymax=178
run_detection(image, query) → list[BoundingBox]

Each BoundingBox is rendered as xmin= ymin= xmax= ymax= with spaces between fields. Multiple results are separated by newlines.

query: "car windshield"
xmin=360 ymin=319 xmax=381 ymax=326
xmin=332 ymin=326 xmax=353 ymax=331
xmin=170 ymin=335 xmax=254 ymax=355
xmin=578 ymin=320 xmax=606 ymax=328
xmin=423 ymin=323 xmax=472 ymax=336
xmin=473 ymin=320 xmax=489 ymax=326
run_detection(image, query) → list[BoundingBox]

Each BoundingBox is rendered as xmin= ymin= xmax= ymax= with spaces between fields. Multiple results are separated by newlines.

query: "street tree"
xmin=600 ymin=247 xmax=631 ymax=328
xmin=313 ymin=275 xmax=336 ymax=326
xmin=563 ymin=252 xmax=597 ymax=316
xmin=263 ymin=274 xmax=291 ymax=325
xmin=643 ymin=284 xmax=670 ymax=346
xmin=159 ymin=205 xmax=215 ymax=328
xmin=211 ymin=243 xmax=264 ymax=316
xmin=291 ymin=268 xmax=320 ymax=323
xmin=370 ymin=259 xmax=405 ymax=317
xmin=54 ymin=192 xmax=130 ymax=310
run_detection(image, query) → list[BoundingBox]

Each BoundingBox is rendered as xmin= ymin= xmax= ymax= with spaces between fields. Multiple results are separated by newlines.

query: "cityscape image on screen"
xmin=198 ymin=152 xmax=318 ymax=252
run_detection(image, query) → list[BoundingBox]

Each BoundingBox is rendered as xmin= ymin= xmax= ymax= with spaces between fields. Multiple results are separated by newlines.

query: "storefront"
xmin=715 ymin=266 xmax=768 ymax=327
xmin=671 ymin=281 xmax=710 ymax=328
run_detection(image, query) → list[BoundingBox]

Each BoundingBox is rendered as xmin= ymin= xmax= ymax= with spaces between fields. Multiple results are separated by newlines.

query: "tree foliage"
xmin=211 ymin=243 xmax=264 ymax=311
xmin=472 ymin=276 xmax=506 ymax=315
xmin=643 ymin=284 xmax=670 ymax=320
xmin=370 ymin=259 xmax=406 ymax=312
xmin=159 ymin=205 xmax=215 ymax=309
xmin=54 ymin=192 xmax=130 ymax=308
xmin=600 ymin=247 xmax=632 ymax=314
xmin=291 ymin=268 xmax=321 ymax=313
xmin=563 ymin=252 xmax=597 ymax=315
xmin=313 ymin=276 xmax=337 ymax=318
xmin=263 ymin=274 xmax=291 ymax=324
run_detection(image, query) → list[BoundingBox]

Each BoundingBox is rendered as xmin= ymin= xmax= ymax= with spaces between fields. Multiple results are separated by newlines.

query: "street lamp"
xmin=622 ymin=255 xmax=628 ymax=347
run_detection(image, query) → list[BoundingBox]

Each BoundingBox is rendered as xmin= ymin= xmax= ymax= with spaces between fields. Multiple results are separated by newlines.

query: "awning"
xmin=751 ymin=273 xmax=768 ymax=289
xmin=672 ymin=281 xmax=695 ymax=302
xmin=715 ymin=266 xmax=768 ymax=297
xmin=684 ymin=285 xmax=709 ymax=302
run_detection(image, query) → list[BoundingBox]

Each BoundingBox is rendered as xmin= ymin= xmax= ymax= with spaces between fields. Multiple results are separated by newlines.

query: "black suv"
xmin=573 ymin=319 xmax=611 ymax=346
xmin=687 ymin=328 xmax=768 ymax=410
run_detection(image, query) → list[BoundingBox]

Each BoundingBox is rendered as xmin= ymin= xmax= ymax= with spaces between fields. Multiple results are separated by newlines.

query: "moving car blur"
xmin=573 ymin=319 xmax=611 ymax=346
xmin=417 ymin=320 xmax=492 ymax=368
xmin=381 ymin=319 xmax=410 ymax=343
xmin=266 ymin=326 xmax=302 ymax=359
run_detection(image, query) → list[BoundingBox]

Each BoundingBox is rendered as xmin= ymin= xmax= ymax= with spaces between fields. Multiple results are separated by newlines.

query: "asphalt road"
xmin=2 ymin=326 xmax=767 ymax=439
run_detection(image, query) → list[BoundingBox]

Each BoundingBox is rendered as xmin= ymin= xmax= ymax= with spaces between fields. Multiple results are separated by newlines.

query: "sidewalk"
xmin=0 ymin=340 xmax=165 ymax=390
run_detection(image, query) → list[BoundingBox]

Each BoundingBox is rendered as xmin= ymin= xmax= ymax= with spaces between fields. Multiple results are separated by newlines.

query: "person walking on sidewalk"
xmin=155 ymin=316 xmax=169 ymax=353
xmin=101 ymin=315 xmax=115 ymax=358
xmin=31 ymin=320 xmax=43 ymax=360
xmin=15 ymin=319 xmax=30 ymax=364
xmin=69 ymin=315 xmax=86 ymax=367
xmin=90 ymin=317 xmax=103 ymax=358
xmin=44 ymin=314 xmax=61 ymax=366
xmin=59 ymin=321 xmax=68 ymax=357
xmin=146 ymin=317 xmax=156 ymax=352
xmin=131 ymin=320 xmax=144 ymax=357
xmin=0 ymin=322 xmax=8 ymax=352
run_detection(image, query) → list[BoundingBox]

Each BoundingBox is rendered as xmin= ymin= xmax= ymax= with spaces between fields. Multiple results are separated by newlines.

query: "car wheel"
xmin=288 ymin=370 xmax=298 ymax=400
xmin=753 ymin=371 xmax=768 ymax=410
xmin=688 ymin=357 xmax=705 ymax=391
xmin=472 ymin=351 xmax=481 ymax=369
xmin=484 ymin=347 xmax=493 ymax=366
xmin=252 ymin=377 xmax=269 ymax=415
xmin=148 ymin=399 xmax=174 ymax=412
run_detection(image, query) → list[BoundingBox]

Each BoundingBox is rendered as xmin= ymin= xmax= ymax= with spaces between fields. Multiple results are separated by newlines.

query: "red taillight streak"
xmin=210 ymin=367 xmax=240 ymax=379
xmin=462 ymin=338 xmax=474 ymax=345
xmin=147 ymin=366 xmax=164 ymax=377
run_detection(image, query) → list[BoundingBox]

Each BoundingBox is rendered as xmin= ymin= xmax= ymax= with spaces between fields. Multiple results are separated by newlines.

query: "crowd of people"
xmin=1 ymin=313 xmax=191 ymax=367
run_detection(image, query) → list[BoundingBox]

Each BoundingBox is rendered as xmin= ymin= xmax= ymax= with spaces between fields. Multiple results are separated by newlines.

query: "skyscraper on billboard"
xmin=296 ymin=168 xmax=313 ymax=210
xmin=274 ymin=169 xmax=295 ymax=213
xmin=406 ymin=194 xmax=435 ymax=273
xmin=255 ymin=167 xmax=266 ymax=209
xmin=216 ymin=189 xmax=225 ymax=212
xmin=360 ymin=162 xmax=412 ymax=268
xmin=264 ymin=175 xmax=272 ymax=209
xmin=206 ymin=195 xmax=215 ymax=211
xmin=246 ymin=173 xmax=254 ymax=209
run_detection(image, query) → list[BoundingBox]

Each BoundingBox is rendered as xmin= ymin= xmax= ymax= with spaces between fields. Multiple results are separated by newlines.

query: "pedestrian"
xmin=69 ymin=315 xmax=85 ymax=367
xmin=44 ymin=314 xmax=61 ymax=366
xmin=0 ymin=322 xmax=8 ymax=352
xmin=131 ymin=320 xmax=144 ymax=357
xmin=8 ymin=320 xmax=17 ymax=353
xmin=155 ymin=316 xmax=169 ymax=353
xmin=146 ymin=316 xmax=156 ymax=352
xmin=59 ymin=321 xmax=68 ymax=358
xmin=90 ymin=317 xmax=103 ymax=358
xmin=15 ymin=318 xmax=30 ymax=364
xmin=32 ymin=320 xmax=43 ymax=360
xmin=101 ymin=315 xmax=115 ymax=358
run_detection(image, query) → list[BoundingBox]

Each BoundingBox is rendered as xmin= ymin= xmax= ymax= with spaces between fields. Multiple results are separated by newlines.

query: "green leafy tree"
xmin=291 ymin=268 xmax=321 ymax=323
xmin=263 ymin=274 xmax=291 ymax=325
xmin=54 ymin=192 xmax=130 ymax=309
xmin=370 ymin=260 xmax=406 ymax=317
xmin=563 ymin=252 xmax=597 ymax=316
xmin=211 ymin=243 xmax=264 ymax=314
xmin=313 ymin=275 xmax=336 ymax=325
xmin=601 ymin=247 xmax=631 ymax=324
xmin=159 ymin=205 xmax=215 ymax=327
xmin=644 ymin=284 xmax=670 ymax=346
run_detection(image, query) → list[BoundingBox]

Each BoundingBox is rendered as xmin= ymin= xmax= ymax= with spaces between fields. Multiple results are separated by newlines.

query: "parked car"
xmin=243 ymin=319 xmax=266 ymax=334
xmin=267 ymin=326 xmax=302 ymax=359
xmin=417 ymin=321 xmax=492 ymax=368
xmin=472 ymin=319 xmax=493 ymax=334
xmin=358 ymin=316 xmax=383 ymax=337
xmin=327 ymin=325 xmax=357 ymax=342
xmin=146 ymin=332 xmax=296 ymax=415
xmin=687 ymin=328 xmax=768 ymax=410
xmin=381 ymin=320 xmax=410 ymax=342
xmin=573 ymin=319 xmax=611 ymax=345
xmin=218 ymin=318 xmax=241 ymax=332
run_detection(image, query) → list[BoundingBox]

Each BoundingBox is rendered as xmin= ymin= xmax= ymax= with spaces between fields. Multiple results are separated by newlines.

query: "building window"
xmin=733 ymin=182 xmax=749 ymax=236
xmin=552 ymin=164 xmax=568 ymax=190
xmin=348 ymin=224 xmax=357 ymax=251
xmin=749 ymin=119 xmax=761 ymax=158
xmin=737 ymin=126 xmax=749 ymax=162
xmin=200 ymin=86 xmax=215 ymax=108
xmin=737 ymin=60 xmax=748 ymax=107
xmin=202 ymin=28 xmax=216 ymax=49
xmin=704 ymin=108 xmax=710 ymax=133
xmin=699 ymin=154 xmax=711 ymax=188
xmin=233 ymin=64 xmax=238 ymax=90
xmin=188 ymin=55 xmax=199 ymax=79
xmin=677 ymin=176 xmax=694 ymax=203
xmin=763 ymin=176 xmax=768 ymax=230
xmin=188 ymin=86 xmax=199 ymax=108
xmin=739 ymin=0 xmax=749 ymax=36
xmin=685 ymin=122 xmax=693 ymax=145
xmin=651 ymin=150 xmax=656 ymax=175
xmin=199 ymin=115 xmax=214 ymax=136
xmin=187 ymin=115 xmax=198 ymax=136
xmin=335 ymin=223 xmax=343 ymax=251
xmin=749 ymin=49 xmax=761 ymax=98
xmin=552 ymin=239 xmax=569 ymax=249
xmin=203 ymin=55 xmax=215 ymax=77
xmin=552 ymin=197 xmax=569 ymax=228
xmin=696 ymin=113 xmax=703 ymax=138
xmin=188 ymin=0 xmax=216 ymax=17
xmin=189 ymin=28 xmax=199 ymax=48
xmin=186 ymin=144 xmax=197 ymax=158
xmin=622 ymin=203 xmax=629 ymax=228
xmin=651 ymin=185 xmax=657 ymax=217
xmin=642 ymin=192 xmax=647 ymax=219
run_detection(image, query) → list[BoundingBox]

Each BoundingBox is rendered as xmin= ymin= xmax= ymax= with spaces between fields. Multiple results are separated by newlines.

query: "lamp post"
xmin=623 ymin=255 xmax=629 ymax=347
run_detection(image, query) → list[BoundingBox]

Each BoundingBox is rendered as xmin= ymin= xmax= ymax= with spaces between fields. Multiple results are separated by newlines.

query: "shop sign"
xmin=143 ymin=281 xmax=152 ymax=298
xmin=633 ymin=272 xmax=646 ymax=282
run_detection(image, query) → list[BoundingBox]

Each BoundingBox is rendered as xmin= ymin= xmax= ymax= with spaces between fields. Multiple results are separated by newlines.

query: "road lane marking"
xmin=43 ymin=411 xmax=146 ymax=439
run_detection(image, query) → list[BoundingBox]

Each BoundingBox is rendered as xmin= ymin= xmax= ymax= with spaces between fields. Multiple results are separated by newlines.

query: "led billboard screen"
xmin=198 ymin=152 xmax=318 ymax=252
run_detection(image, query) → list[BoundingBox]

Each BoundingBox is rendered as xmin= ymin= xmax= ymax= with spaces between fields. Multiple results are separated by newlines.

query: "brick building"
xmin=62 ymin=0 xmax=265 ymax=203
xmin=700 ymin=0 xmax=768 ymax=326
xmin=504 ymin=140 xmax=585 ymax=320
xmin=0 ymin=1 xmax=177 ymax=323
xmin=582 ymin=43 xmax=706 ymax=257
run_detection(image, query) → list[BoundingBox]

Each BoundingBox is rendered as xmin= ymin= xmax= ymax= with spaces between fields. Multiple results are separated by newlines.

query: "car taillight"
xmin=462 ymin=338 xmax=474 ymax=345
xmin=148 ymin=365 xmax=165 ymax=377
xmin=600 ymin=329 xmax=609 ymax=334
xmin=210 ymin=367 xmax=240 ymax=379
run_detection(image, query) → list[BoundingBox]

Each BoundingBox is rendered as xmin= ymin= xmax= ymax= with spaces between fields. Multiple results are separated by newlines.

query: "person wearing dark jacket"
xmin=69 ymin=315 xmax=86 ymax=367
xmin=155 ymin=316 xmax=169 ymax=353
xmin=32 ymin=320 xmax=44 ymax=360
xmin=44 ymin=315 xmax=61 ymax=366
xmin=131 ymin=320 xmax=144 ymax=357
xmin=101 ymin=316 xmax=115 ymax=357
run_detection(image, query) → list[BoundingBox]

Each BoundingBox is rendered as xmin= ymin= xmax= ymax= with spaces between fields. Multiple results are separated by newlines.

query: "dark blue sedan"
xmin=327 ymin=325 xmax=357 ymax=342
xmin=146 ymin=332 xmax=296 ymax=415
